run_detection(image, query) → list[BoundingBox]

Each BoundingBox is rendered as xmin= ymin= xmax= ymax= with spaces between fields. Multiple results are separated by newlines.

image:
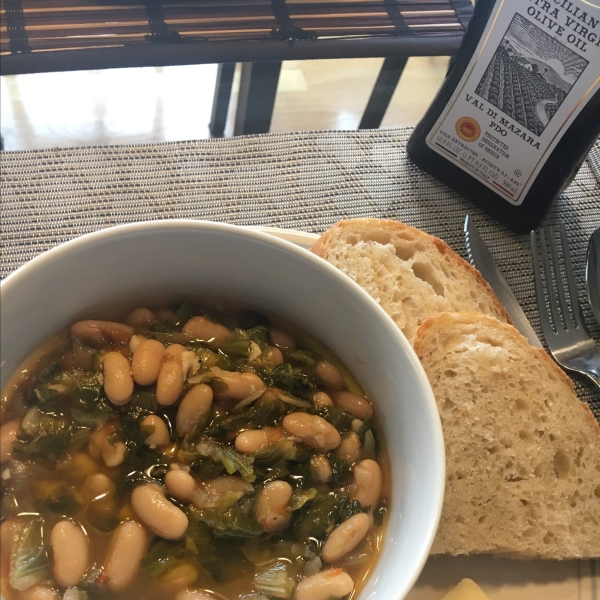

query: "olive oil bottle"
xmin=407 ymin=0 xmax=600 ymax=233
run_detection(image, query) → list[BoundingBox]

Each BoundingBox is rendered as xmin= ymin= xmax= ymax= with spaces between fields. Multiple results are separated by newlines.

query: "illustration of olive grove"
xmin=477 ymin=47 xmax=559 ymax=135
xmin=475 ymin=13 xmax=587 ymax=137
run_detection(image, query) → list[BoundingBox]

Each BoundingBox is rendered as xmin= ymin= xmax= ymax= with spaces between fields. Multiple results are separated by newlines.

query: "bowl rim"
xmin=0 ymin=218 xmax=446 ymax=599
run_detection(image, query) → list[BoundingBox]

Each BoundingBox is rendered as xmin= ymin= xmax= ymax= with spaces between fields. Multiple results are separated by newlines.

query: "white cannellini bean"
xmin=132 ymin=338 xmax=165 ymax=385
xmin=351 ymin=419 xmax=363 ymax=433
xmin=312 ymin=391 xmax=333 ymax=408
xmin=1 ymin=518 xmax=20 ymax=575
xmin=71 ymin=320 xmax=134 ymax=347
xmin=269 ymin=328 xmax=297 ymax=351
xmin=282 ymin=413 xmax=341 ymax=452
xmin=102 ymin=440 xmax=127 ymax=468
xmin=295 ymin=569 xmax=354 ymax=600
xmin=126 ymin=308 xmax=156 ymax=328
xmin=103 ymin=352 xmax=134 ymax=405
xmin=165 ymin=469 xmax=196 ymax=501
xmin=333 ymin=391 xmax=373 ymax=421
xmin=0 ymin=419 xmax=20 ymax=464
xmin=206 ymin=475 xmax=254 ymax=497
xmin=255 ymin=480 xmax=293 ymax=531
xmin=350 ymin=459 xmax=382 ymax=509
xmin=310 ymin=455 xmax=332 ymax=483
xmin=83 ymin=473 xmax=114 ymax=502
xmin=212 ymin=369 xmax=267 ymax=403
xmin=131 ymin=483 xmax=188 ymax=539
xmin=141 ymin=415 xmax=170 ymax=447
xmin=182 ymin=316 xmax=232 ymax=343
xmin=18 ymin=586 xmax=59 ymax=600
xmin=156 ymin=344 xmax=186 ymax=405
xmin=321 ymin=512 xmax=371 ymax=563
xmin=262 ymin=346 xmax=284 ymax=367
xmin=129 ymin=334 xmax=146 ymax=353
xmin=335 ymin=432 xmax=362 ymax=464
xmin=50 ymin=520 xmax=89 ymax=587
xmin=105 ymin=521 xmax=147 ymax=592
xmin=176 ymin=384 xmax=213 ymax=437
xmin=234 ymin=427 xmax=283 ymax=454
xmin=156 ymin=308 xmax=176 ymax=322
xmin=315 ymin=360 xmax=345 ymax=391
xmin=91 ymin=428 xmax=127 ymax=468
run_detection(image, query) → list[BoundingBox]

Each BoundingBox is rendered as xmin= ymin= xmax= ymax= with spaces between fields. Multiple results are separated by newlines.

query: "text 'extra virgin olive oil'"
xmin=407 ymin=0 xmax=600 ymax=233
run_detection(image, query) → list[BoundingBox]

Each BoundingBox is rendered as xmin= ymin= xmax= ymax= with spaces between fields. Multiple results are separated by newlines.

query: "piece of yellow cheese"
xmin=441 ymin=578 xmax=490 ymax=600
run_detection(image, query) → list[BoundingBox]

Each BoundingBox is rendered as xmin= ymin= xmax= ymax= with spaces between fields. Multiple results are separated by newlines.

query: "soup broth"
xmin=0 ymin=301 xmax=389 ymax=600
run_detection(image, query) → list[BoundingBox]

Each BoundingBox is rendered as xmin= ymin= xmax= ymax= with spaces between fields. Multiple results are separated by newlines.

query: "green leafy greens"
xmin=9 ymin=517 xmax=51 ymax=592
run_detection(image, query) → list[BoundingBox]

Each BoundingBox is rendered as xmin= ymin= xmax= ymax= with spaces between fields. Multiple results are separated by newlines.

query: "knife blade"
xmin=586 ymin=227 xmax=600 ymax=326
xmin=464 ymin=215 xmax=543 ymax=348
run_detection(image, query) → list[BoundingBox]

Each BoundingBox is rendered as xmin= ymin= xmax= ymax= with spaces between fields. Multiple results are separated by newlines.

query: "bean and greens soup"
xmin=0 ymin=302 xmax=388 ymax=600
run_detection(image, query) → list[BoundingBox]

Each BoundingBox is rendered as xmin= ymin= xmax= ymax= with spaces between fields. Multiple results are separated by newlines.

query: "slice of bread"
xmin=414 ymin=312 xmax=600 ymax=559
xmin=311 ymin=219 xmax=510 ymax=343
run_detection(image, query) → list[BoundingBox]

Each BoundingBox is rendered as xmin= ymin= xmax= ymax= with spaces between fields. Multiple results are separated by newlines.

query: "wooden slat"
xmin=0 ymin=0 xmax=469 ymax=55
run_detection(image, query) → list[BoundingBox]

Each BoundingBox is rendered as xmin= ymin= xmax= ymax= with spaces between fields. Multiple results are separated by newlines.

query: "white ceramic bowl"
xmin=0 ymin=220 xmax=444 ymax=600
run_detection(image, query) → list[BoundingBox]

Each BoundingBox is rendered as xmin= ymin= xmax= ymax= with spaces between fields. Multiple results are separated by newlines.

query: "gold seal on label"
xmin=455 ymin=117 xmax=481 ymax=142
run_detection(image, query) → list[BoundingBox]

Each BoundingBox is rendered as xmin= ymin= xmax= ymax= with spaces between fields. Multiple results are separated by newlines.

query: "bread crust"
xmin=414 ymin=312 xmax=600 ymax=559
xmin=414 ymin=312 xmax=577 ymax=394
xmin=311 ymin=219 xmax=512 ymax=325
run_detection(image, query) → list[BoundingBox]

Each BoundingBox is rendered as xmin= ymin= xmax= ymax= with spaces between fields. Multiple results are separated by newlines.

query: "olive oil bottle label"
xmin=426 ymin=0 xmax=600 ymax=205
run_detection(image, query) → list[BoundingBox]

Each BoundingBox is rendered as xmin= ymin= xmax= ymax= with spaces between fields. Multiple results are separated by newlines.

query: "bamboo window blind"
xmin=2 ymin=0 xmax=472 ymax=56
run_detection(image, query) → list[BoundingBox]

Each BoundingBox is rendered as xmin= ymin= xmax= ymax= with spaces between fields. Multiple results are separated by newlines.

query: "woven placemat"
xmin=2 ymin=127 xmax=599 ymax=416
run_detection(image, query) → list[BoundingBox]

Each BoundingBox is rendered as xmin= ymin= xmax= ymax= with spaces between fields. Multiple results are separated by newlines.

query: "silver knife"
xmin=586 ymin=227 xmax=600 ymax=326
xmin=464 ymin=215 xmax=543 ymax=348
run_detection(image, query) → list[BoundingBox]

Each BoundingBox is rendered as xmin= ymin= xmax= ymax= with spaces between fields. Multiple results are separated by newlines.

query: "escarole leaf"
xmin=245 ymin=326 xmax=270 ymax=350
xmin=266 ymin=364 xmax=315 ymax=396
xmin=293 ymin=491 xmax=364 ymax=542
xmin=287 ymin=349 xmax=321 ymax=368
xmin=185 ymin=513 xmax=221 ymax=580
xmin=33 ymin=369 xmax=115 ymax=427
xmin=358 ymin=420 xmax=379 ymax=460
xmin=196 ymin=440 xmax=256 ymax=482
xmin=14 ymin=408 xmax=74 ymax=463
xmin=252 ymin=438 xmax=297 ymax=465
xmin=362 ymin=429 xmax=377 ymax=460
xmin=33 ymin=480 xmax=82 ymax=515
xmin=188 ymin=505 xmax=263 ymax=539
xmin=148 ymin=332 xmax=201 ymax=345
xmin=70 ymin=384 xmax=114 ymax=428
xmin=316 ymin=405 xmax=355 ymax=433
xmin=9 ymin=517 xmax=51 ymax=591
xmin=326 ymin=453 xmax=352 ymax=487
xmin=289 ymin=488 xmax=318 ymax=512
xmin=143 ymin=511 xmax=225 ymax=581
xmin=204 ymin=401 xmax=278 ymax=439
xmin=254 ymin=561 xmax=296 ymax=599
xmin=110 ymin=391 xmax=164 ymax=472
xmin=33 ymin=368 xmax=115 ymax=427
xmin=172 ymin=301 xmax=196 ymax=329
xmin=141 ymin=540 xmax=186 ymax=577
xmin=275 ymin=391 xmax=312 ymax=409
xmin=215 ymin=338 xmax=252 ymax=358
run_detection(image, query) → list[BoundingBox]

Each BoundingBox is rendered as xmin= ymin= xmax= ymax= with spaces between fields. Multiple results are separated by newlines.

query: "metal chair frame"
xmin=1 ymin=0 xmax=474 ymax=137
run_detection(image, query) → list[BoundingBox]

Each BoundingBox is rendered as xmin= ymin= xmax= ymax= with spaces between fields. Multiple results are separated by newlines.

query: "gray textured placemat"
xmin=2 ymin=127 xmax=599 ymax=417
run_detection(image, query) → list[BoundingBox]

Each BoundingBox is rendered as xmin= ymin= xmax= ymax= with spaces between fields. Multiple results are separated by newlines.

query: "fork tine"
xmin=531 ymin=229 xmax=555 ymax=337
xmin=547 ymin=226 xmax=572 ymax=329
xmin=559 ymin=223 xmax=582 ymax=328
xmin=539 ymin=227 xmax=563 ymax=332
